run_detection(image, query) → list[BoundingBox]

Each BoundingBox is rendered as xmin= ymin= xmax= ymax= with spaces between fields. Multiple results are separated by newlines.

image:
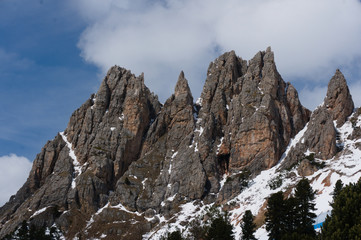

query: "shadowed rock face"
xmin=1 ymin=48 xmax=339 ymax=239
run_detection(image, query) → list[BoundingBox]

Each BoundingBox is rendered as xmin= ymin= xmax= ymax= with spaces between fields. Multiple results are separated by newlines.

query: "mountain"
xmin=0 ymin=47 xmax=357 ymax=240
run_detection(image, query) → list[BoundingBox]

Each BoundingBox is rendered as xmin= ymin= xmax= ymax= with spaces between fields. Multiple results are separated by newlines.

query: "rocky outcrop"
xmin=297 ymin=159 xmax=318 ymax=177
xmin=110 ymin=72 xmax=206 ymax=215
xmin=192 ymin=47 xmax=310 ymax=201
xmin=0 ymin=49 xmax=322 ymax=239
xmin=281 ymin=69 xmax=354 ymax=170
xmin=0 ymin=66 xmax=161 ymax=238
xmin=325 ymin=69 xmax=354 ymax=127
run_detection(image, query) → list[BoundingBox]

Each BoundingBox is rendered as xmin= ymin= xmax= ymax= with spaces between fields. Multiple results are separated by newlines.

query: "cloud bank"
xmin=71 ymin=0 xmax=361 ymax=107
xmin=0 ymin=154 xmax=32 ymax=206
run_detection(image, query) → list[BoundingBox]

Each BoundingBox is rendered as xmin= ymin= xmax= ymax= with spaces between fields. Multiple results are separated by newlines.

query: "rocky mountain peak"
xmin=174 ymin=71 xmax=193 ymax=105
xmin=325 ymin=69 xmax=354 ymax=127
xmin=281 ymin=69 xmax=355 ymax=171
xmin=2 ymin=48 xmax=356 ymax=240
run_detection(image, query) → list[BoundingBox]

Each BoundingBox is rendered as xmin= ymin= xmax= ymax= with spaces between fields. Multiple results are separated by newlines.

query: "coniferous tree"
xmin=321 ymin=180 xmax=361 ymax=240
xmin=162 ymin=230 xmax=184 ymax=240
xmin=332 ymin=179 xmax=343 ymax=200
xmin=265 ymin=191 xmax=286 ymax=240
xmin=284 ymin=196 xmax=298 ymax=234
xmin=241 ymin=210 xmax=256 ymax=240
xmin=294 ymin=178 xmax=316 ymax=237
xmin=49 ymin=226 xmax=62 ymax=240
xmin=206 ymin=211 xmax=234 ymax=240
xmin=17 ymin=220 xmax=30 ymax=240
xmin=1 ymin=221 xmax=63 ymax=240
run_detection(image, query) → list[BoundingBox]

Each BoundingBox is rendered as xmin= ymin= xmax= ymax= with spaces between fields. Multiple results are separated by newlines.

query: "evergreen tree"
xmin=188 ymin=217 xmax=208 ymax=240
xmin=283 ymin=196 xmax=298 ymax=233
xmin=162 ymin=230 xmax=184 ymax=240
xmin=1 ymin=221 xmax=63 ymax=240
xmin=49 ymin=226 xmax=62 ymax=240
xmin=321 ymin=180 xmax=361 ymax=240
xmin=294 ymin=178 xmax=316 ymax=237
xmin=17 ymin=220 xmax=30 ymax=240
xmin=29 ymin=225 xmax=51 ymax=240
xmin=332 ymin=179 xmax=343 ymax=200
xmin=265 ymin=191 xmax=286 ymax=240
xmin=206 ymin=211 xmax=234 ymax=240
xmin=241 ymin=210 xmax=256 ymax=240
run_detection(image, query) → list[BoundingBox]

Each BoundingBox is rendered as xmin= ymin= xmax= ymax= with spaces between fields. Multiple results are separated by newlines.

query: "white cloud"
xmin=299 ymin=85 xmax=327 ymax=111
xmin=71 ymin=0 xmax=361 ymax=106
xmin=0 ymin=154 xmax=32 ymax=206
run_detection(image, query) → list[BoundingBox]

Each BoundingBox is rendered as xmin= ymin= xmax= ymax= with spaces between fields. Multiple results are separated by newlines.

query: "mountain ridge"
xmin=0 ymin=47 xmax=357 ymax=240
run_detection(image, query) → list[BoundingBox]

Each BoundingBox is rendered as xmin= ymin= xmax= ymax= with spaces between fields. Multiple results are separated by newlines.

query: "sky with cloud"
xmin=1 ymin=0 xmax=361 ymax=205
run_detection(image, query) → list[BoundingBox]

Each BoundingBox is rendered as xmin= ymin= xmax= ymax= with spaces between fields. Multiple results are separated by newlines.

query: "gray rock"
xmin=3 ymin=49 xmax=349 ymax=239
xmin=297 ymin=159 xmax=318 ymax=177
xmin=281 ymin=69 xmax=354 ymax=170
xmin=193 ymin=47 xmax=310 ymax=200
xmin=325 ymin=69 xmax=354 ymax=127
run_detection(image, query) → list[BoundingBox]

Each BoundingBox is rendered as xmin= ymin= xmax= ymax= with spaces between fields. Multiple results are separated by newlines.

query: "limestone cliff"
xmin=1 ymin=49 xmax=354 ymax=240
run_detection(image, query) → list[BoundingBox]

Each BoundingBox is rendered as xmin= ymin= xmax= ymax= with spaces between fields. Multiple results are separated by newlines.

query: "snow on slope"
xmin=60 ymin=132 xmax=84 ymax=189
xmin=143 ymin=112 xmax=361 ymax=240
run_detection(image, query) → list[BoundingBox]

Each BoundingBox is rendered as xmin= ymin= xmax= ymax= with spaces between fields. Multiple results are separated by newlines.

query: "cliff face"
xmin=0 ymin=48 xmax=354 ymax=239
xmin=281 ymin=69 xmax=354 ymax=172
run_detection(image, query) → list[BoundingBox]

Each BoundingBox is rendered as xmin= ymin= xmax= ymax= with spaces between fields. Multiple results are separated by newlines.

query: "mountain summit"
xmin=0 ymin=48 xmax=357 ymax=240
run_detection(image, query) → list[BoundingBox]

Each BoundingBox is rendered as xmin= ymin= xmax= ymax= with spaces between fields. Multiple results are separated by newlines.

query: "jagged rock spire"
xmin=325 ymin=69 xmax=354 ymax=127
xmin=0 ymin=49 xmax=325 ymax=239
xmin=175 ymin=71 xmax=190 ymax=96
xmin=281 ymin=69 xmax=354 ymax=171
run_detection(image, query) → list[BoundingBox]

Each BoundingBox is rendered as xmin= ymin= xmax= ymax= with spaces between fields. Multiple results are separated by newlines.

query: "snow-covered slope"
xmin=143 ymin=111 xmax=361 ymax=240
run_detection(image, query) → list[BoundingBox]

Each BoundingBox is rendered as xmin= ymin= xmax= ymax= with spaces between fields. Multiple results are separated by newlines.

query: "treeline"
xmin=321 ymin=179 xmax=361 ymax=239
xmin=1 ymin=221 xmax=62 ymax=240
xmin=161 ymin=206 xmax=256 ymax=240
xmin=266 ymin=178 xmax=361 ymax=240
xmin=265 ymin=178 xmax=317 ymax=240
xmin=161 ymin=208 xmax=234 ymax=240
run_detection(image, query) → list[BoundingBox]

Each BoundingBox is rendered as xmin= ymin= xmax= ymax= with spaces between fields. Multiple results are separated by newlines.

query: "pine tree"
xmin=332 ymin=179 xmax=343 ymax=200
xmin=321 ymin=180 xmax=361 ymax=240
xmin=265 ymin=191 xmax=286 ymax=240
xmin=294 ymin=178 xmax=316 ymax=237
xmin=241 ymin=210 xmax=256 ymax=240
xmin=284 ymin=196 xmax=298 ymax=233
xmin=206 ymin=211 xmax=234 ymax=240
xmin=17 ymin=220 xmax=30 ymax=240
xmin=162 ymin=230 xmax=184 ymax=240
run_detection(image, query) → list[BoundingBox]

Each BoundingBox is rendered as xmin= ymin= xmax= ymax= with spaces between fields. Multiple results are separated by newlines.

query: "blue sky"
xmin=0 ymin=1 xmax=99 ymax=159
xmin=1 ymin=0 xmax=361 ymax=205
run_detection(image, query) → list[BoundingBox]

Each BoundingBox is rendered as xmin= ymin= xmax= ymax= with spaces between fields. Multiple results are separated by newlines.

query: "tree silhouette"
xmin=294 ymin=178 xmax=316 ymax=236
xmin=241 ymin=210 xmax=256 ymax=240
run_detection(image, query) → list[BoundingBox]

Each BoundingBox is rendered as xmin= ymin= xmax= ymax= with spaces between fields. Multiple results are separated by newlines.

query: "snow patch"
xmin=111 ymin=203 xmax=142 ymax=216
xmin=216 ymin=137 xmax=224 ymax=154
xmin=144 ymin=113 xmax=361 ymax=240
xmin=30 ymin=207 xmax=49 ymax=218
xmin=119 ymin=113 xmax=125 ymax=121
xmin=168 ymin=151 xmax=178 ymax=175
xmin=195 ymin=97 xmax=202 ymax=106
xmin=60 ymin=132 xmax=82 ymax=189
xmin=142 ymin=178 xmax=148 ymax=190
xmin=195 ymin=126 xmax=204 ymax=136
